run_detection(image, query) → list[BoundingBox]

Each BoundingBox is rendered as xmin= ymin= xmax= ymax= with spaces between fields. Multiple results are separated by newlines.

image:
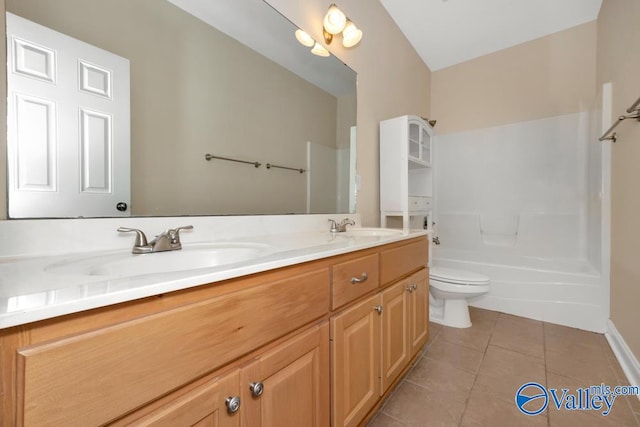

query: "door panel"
xmin=409 ymin=268 xmax=430 ymax=356
xmin=381 ymin=280 xmax=409 ymax=393
xmin=7 ymin=12 xmax=130 ymax=218
xmin=331 ymin=294 xmax=381 ymax=427
xmin=241 ymin=323 xmax=329 ymax=427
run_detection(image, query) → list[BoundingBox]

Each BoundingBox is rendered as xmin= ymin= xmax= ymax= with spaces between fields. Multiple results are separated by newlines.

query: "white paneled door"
xmin=6 ymin=12 xmax=131 ymax=218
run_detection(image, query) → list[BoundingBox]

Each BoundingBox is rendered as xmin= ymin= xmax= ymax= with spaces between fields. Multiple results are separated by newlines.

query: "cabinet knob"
xmin=350 ymin=272 xmax=368 ymax=284
xmin=373 ymin=305 xmax=383 ymax=315
xmin=406 ymin=284 xmax=414 ymax=293
xmin=250 ymin=381 xmax=264 ymax=398
xmin=225 ymin=396 xmax=241 ymax=414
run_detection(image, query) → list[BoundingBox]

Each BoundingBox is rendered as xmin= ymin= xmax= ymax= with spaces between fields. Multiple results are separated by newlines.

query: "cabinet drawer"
xmin=380 ymin=238 xmax=428 ymax=287
xmin=331 ymin=253 xmax=379 ymax=310
xmin=16 ymin=268 xmax=330 ymax=426
xmin=408 ymin=196 xmax=432 ymax=211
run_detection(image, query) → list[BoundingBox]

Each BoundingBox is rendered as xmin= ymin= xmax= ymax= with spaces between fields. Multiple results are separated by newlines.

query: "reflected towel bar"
xmin=599 ymin=95 xmax=640 ymax=143
xmin=204 ymin=154 xmax=261 ymax=168
xmin=266 ymin=163 xmax=305 ymax=174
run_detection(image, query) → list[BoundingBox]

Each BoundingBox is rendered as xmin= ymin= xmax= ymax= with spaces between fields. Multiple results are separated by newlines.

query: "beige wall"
xmin=266 ymin=0 xmax=432 ymax=226
xmin=4 ymin=0 xmax=341 ymax=216
xmin=431 ymin=21 xmax=597 ymax=134
xmin=597 ymin=0 xmax=640 ymax=362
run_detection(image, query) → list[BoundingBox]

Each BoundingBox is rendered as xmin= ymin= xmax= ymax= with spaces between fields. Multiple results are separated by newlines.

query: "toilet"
xmin=429 ymin=267 xmax=490 ymax=328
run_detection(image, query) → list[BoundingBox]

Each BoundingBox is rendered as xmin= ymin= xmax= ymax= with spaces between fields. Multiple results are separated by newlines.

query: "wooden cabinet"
xmin=331 ymin=294 xmax=381 ymax=427
xmin=332 ymin=266 xmax=430 ymax=427
xmin=0 ymin=235 xmax=428 ymax=427
xmin=11 ymin=268 xmax=329 ymax=426
xmin=380 ymin=115 xmax=434 ymax=231
xmin=380 ymin=280 xmax=410 ymax=393
xmin=241 ymin=323 xmax=329 ymax=427
xmin=380 ymin=268 xmax=429 ymax=393
xmin=116 ymin=370 xmax=242 ymax=427
xmin=408 ymin=268 xmax=429 ymax=356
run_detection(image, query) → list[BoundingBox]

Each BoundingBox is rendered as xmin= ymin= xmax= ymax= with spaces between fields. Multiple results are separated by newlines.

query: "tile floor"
xmin=368 ymin=307 xmax=640 ymax=426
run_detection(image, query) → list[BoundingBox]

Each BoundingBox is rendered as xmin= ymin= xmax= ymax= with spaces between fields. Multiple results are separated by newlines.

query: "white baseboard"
xmin=605 ymin=320 xmax=640 ymax=397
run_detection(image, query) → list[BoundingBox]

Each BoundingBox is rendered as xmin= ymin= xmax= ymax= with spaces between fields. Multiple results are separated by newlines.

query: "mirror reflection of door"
xmin=6 ymin=12 xmax=130 ymax=218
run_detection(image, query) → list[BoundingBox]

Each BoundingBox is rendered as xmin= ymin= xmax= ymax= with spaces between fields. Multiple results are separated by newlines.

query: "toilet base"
xmin=429 ymin=298 xmax=472 ymax=328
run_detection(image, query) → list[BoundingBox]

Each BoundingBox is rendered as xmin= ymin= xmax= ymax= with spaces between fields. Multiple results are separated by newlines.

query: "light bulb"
xmin=311 ymin=42 xmax=330 ymax=57
xmin=295 ymin=29 xmax=315 ymax=47
xmin=323 ymin=4 xmax=346 ymax=35
xmin=342 ymin=19 xmax=362 ymax=48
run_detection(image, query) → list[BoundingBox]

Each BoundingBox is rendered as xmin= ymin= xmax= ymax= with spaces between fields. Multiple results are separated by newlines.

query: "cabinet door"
xmin=408 ymin=268 xmax=429 ymax=357
xmin=122 ymin=370 xmax=241 ymax=427
xmin=241 ymin=323 xmax=329 ymax=427
xmin=380 ymin=280 xmax=410 ymax=393
xmin=331 ymin=294 xmax=381 ymax=427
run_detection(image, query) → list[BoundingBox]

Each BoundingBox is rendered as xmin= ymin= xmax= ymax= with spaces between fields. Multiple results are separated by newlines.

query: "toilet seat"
xmin=429 ymin=267 xmax=490 ymax=286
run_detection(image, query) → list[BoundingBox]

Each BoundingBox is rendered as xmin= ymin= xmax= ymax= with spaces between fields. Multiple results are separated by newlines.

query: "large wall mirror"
xmin=4 ymin=0 xmax=357 ymax=218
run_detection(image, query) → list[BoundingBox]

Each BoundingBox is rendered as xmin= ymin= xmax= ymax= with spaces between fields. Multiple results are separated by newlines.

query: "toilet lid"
xmin=430 ymin=267 xmax=490 ymax=285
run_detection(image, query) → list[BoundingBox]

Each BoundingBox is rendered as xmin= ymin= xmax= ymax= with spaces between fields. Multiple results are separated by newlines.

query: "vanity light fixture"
xmin=295 ymin=29 xmax=329 ymax=57
xmin=311 ymin=42 xmax=330 ymax=57
xmin=322 ymin=4 xmax=362 ymax=48
xmin=294 ymin=29 xmax=315 ymax=47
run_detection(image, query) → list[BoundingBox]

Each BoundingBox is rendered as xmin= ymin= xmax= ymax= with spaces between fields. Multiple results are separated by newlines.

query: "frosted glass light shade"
xmin=342 ymin=20 xmax=362 ymax=48
xmin=295 ymin=29 xmax=315 ymax=47
xmin=311 ymin=42 xmax=330 ymax=57
xmin=323 ymin=4 xmax=346 ymax=35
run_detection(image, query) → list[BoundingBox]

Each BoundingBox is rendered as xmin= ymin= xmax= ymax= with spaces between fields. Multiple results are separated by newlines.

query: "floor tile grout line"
xmin=456 ymin=312 xmax=498 ymax=427
xmin=376 ymin=325 xmax=443 ymax=425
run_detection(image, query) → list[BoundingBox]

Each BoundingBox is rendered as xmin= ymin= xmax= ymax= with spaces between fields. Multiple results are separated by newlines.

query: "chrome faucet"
xmin=118 ymin=225 xmax=193 ymax=254
xmin=328 ymin=218 xmax=355 ymax=233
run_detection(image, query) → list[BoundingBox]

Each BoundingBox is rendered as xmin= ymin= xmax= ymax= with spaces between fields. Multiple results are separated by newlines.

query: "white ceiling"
xmin=379 ymin=0 xmax=603 ymax=71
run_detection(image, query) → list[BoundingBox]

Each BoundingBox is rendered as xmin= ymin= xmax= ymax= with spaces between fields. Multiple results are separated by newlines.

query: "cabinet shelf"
xmin=380 ymin=115 xmax=434 ymax=230
xmin=408 ymin=157 xmax=431 ymax=169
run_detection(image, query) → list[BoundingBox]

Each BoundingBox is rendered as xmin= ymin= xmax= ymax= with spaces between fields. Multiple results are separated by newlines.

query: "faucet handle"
xmin=340 ymin=218 xmax=355 ymax=227
xmin=167 ymin=225 xmax=193 ymax=244
xmin=118 ymin=227 xmax=149 ymax=248
xmin=328 ymin=219 xmax=339 ymax=233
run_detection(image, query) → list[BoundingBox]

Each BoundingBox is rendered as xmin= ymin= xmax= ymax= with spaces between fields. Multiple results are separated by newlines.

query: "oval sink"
xmin=339 ymin=228 xmax=403 ymax=237
xmin=46 ymin=243 xmax=272 ymax=278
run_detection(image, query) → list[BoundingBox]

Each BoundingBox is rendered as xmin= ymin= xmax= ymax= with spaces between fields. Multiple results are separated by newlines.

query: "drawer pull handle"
xmin=406 ymin=284 xmax=413 ymax=293
xmin=250 ymin=381 xmax=264 ymax=398
xmin=350 ymin=272 xmax=368 ymax=284
xmin=373 ymin=305 xmax=383 ymax=315
xmin=225 ymin=396 xmax=241 ymax=414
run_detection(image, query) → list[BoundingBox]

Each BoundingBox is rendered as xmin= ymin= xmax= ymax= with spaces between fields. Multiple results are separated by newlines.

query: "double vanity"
xmin=0 ymin=215 xmax=429 ymax=426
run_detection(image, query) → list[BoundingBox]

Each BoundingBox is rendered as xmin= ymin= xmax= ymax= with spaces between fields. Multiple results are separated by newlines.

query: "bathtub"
xmin=432 ymin=111 xmax=609 ymax=333
xmin=431 ymin=228 xmax=607 ymax=333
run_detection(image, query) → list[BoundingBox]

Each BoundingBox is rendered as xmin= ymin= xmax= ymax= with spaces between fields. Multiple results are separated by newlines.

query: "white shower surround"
xmin=433 ymin=111 xmax=610 ymax=332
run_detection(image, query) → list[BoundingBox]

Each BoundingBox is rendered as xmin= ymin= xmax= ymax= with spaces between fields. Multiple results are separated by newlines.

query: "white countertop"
xmin=0 ymin=221 xmax=428 ymax=329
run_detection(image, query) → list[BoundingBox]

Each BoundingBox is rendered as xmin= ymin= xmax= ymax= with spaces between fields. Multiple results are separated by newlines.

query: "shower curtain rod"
xmin=599 ymin=94 xmax=640 ymax=143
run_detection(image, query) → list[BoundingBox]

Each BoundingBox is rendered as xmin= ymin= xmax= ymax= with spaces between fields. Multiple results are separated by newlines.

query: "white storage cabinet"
xmin=379 ymin=115 xmax=434 ymax=231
